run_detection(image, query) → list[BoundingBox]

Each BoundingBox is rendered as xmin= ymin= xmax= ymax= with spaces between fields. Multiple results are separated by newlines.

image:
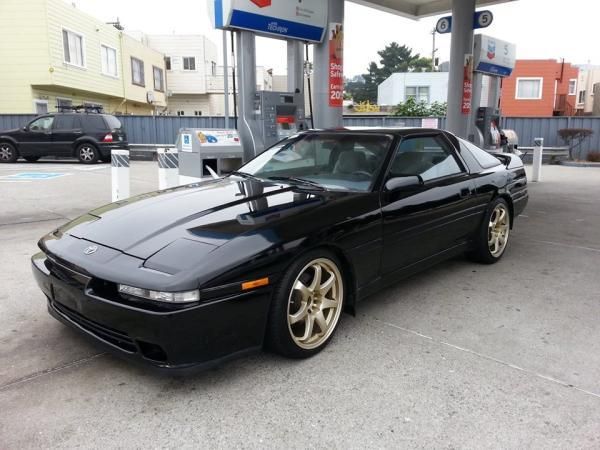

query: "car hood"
xmin=60 ymin=177 xmax=335 ymax=259
xmin=0 ymin=128 xmax=19 ymax=135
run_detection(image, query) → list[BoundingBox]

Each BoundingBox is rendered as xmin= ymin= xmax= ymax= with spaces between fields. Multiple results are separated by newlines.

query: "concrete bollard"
xmin=157 ymin=147 xmax=180 ymax=190
xmin=532 ymin=137 xmax=543 ymax=182
xmin=111 ymin=149 xmax=130 ymax=202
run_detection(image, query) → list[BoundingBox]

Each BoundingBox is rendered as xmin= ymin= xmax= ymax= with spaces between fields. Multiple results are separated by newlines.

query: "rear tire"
xmin=76 ymin=143 xmax=99 ymax=164
xmin=469 ymin=197 xmax=511 ymax=264
xmin=266 ymin=249 xmax=345 ymax=359
xmin=23 ymin=156 xmax=41 ymax=163
xmin=0 ymin=142 xmax=18 ymax=163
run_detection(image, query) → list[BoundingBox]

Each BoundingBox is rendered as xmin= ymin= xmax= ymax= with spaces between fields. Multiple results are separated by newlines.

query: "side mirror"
xmin=385 ymin=176 xmax=422 ymax=192
xmin=22 ymin=126 xmax=27 ymax=131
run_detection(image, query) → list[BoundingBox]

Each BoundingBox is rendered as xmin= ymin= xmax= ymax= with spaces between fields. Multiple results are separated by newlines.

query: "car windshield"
xmin=236 ymin=133 xmax=393 ymax=192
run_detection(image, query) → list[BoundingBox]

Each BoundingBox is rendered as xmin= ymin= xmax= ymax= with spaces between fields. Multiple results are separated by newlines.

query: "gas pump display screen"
xmin=281 ymin=95 xmax=294 ymax=104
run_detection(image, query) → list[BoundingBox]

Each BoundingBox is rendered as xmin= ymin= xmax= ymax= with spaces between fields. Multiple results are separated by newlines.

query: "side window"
xmin=53 ymin=115 xmax=79 ymax=130
xmin=389 ymin=135 xmax=463 ymax=182
xmin=29 ymin=116 xmax=54 ymax=132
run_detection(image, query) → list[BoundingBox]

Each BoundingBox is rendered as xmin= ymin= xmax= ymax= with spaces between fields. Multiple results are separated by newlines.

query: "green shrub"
xmin=587 ymin=151 xmax=600 ymax=162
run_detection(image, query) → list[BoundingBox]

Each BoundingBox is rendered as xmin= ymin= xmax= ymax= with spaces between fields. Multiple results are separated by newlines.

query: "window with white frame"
xmin=211 ymin=61 xmax=217 ymax=76
xmin=101 ymin=45 xmax=118 ymax=77
xmin=578 ymin=90 xmax=586 ymax=104
xmin=131 ymin=57 xmax=145 ymax=86
xmin=165 ymin=56 xmax=171 ymax=71
xmin=153 ymin=66 xmax=164 ymax=92
xmin=568 ymin=79 xmax=577 ymax=95
xmin=405 ymin=86 xmax=430 ymax=103
xmin=183 ymin=57 xmax=196 ymax=71
xmin=62 ymin=29 xmax=85 ymax=67
xmin=516 ymin=78 xmax=543 ymax=99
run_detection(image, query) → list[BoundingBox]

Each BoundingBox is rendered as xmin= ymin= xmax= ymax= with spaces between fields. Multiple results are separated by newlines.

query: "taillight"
xmin=103 ymin=133 xmax=114 ymax=142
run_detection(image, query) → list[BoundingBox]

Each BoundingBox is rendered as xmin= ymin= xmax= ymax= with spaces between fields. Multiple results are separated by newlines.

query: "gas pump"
xmin=254 ymin=91 xmax=307 ymax=149
xmin=470 ymin=34 xmax=516 ymax=150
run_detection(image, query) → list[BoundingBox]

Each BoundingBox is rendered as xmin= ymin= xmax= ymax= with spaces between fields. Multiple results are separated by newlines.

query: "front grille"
xmin=51 ymin=300 xmax=138 ymax=353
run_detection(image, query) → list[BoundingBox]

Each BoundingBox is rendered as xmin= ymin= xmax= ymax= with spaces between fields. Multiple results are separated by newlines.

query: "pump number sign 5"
xmin=328 ymin=23 xmax=344 ymax=107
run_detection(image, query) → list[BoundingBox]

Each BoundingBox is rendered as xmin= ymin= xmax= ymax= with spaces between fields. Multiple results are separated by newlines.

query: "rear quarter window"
xmin=104 ymin=115 xmax=122 ymax=130
xmin=83 ymin=115 xmax=108 ymax=131
xmin=458 ymin=138 xmax=502 ymax=169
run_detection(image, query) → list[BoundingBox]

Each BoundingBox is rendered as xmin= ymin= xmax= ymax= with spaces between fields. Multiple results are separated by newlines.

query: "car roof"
xmin=304 ymin=127 xmax=450 ymax=137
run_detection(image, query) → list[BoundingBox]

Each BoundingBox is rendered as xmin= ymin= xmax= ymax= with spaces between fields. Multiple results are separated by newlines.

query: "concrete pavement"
xmin=0 ymin=161 xmax=599 ymax=448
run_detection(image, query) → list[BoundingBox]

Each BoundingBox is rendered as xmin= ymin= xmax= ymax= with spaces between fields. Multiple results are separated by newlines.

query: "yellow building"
xmin=0 ymin=0 xmax=166 ymax=114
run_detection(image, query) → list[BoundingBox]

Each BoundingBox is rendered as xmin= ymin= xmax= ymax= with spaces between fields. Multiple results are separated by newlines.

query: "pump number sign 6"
xmin=328 ymin=23 xmax=344 ymax=107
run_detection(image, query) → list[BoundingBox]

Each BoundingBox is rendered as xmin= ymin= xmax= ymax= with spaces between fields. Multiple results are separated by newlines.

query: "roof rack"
xmin=56 ymin=104 xmax=104 ymax=114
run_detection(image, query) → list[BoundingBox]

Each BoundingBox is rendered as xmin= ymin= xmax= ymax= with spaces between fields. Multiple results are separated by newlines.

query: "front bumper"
xmin=32 ymin=252 xmax=270 ymax=371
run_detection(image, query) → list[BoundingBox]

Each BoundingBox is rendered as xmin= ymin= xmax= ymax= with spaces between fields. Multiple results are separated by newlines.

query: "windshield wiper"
xmin=267 ymin=176 xmax=325 ymax=190
xmin=229 ymin=171 xmax=263 ymax=182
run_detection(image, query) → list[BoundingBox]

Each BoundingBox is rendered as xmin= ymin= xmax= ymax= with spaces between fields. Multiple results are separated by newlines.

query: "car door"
xmin=380 ymin=132 xmax=478 ymax=275
xmin=19 ymin=116 xmax=55 ymax=156
xmin=51 ymin=115 xmax=82 ymax=155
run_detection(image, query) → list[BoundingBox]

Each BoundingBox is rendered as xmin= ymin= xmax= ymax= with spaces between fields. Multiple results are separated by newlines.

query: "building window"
xmin=101 ymin=45 xmax=118 ymax=77
xmin=211 ymin=61 xmax=217 ymax=76
xmin=516 ymin=78 xmax=543 ymax=99
xmin=62 ymin=29 xmax=85 ymax=67
xmin=131 ymin=57 xmax=145 ymax=86
xmin=578 ymin=90 xmax=586 ymax=104
xmin=194 ymin=111 xmax=202 ymax=116
xmin=153 ymin=66 xmax=164 ymax=92
xmin=56 ymin=98 xmax=72 ymax=111
xmin=568 ymin=79 xmax=577 ymax=96
xmin=33 ymin=100 xmax=49 ymax=115
xmin=405 ymin=86 xmax=430 ymax=103
xmin=183 ymin=57 xmax=196 ymax=71
xmin=165 ymin=57 xmax=171 ymax=71
xmin=177 ymin=110 xmax=185 ymax=116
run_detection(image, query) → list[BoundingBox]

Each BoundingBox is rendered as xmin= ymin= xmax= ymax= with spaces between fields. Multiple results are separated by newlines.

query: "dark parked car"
xmin=32 ymin=128 xmax=528 ymax=370
xmin=0 ymin=109 xmax=128 ymax=164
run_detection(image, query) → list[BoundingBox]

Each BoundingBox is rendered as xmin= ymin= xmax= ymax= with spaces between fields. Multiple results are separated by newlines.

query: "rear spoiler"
xmin=490 ymin=152 xmax=523 ymax=169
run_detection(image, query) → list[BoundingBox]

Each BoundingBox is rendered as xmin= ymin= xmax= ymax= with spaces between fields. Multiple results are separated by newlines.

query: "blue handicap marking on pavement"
xmin=2 ymin=172 xmax=68 ymax=180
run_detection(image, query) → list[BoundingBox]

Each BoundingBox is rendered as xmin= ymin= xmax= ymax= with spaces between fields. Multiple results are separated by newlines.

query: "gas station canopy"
xmin=349 ymin=0 xmax=516 ymax=19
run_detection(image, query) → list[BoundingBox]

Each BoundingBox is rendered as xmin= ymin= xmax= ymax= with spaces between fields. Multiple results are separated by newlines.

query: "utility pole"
xmin=431 ymin=28 xmax=437 ymax=71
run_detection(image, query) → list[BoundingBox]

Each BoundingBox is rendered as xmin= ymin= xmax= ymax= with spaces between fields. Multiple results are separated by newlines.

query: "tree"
xmin=345 ymin=43 xmax=433 ymax=104
xmin=558 ymin=128 xmax=593 ymax=160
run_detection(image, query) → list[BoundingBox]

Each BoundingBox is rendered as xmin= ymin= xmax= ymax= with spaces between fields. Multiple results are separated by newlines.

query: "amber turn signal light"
xmin=241 ymin=277 xmax=269 ymax=291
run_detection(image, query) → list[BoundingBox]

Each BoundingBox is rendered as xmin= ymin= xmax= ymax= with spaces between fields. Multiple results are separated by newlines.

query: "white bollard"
xmin=111 ymin=149 xmax=130 ymax=202
xmin=532 ymin=137 xmax=543 ymax=182
xmin=157 ymin=147 xmax=179 ymax=190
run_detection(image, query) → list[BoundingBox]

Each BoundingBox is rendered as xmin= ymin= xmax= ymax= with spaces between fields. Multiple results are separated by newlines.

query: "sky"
xmin=71 ymin=0 xmax=600 ymax=77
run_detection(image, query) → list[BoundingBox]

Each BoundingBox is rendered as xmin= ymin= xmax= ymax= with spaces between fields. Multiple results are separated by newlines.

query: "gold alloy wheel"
xmin=287 ymin=258 xmax=344 ymax=350
xmin=488 ymin=203 xmax=510 ymax=257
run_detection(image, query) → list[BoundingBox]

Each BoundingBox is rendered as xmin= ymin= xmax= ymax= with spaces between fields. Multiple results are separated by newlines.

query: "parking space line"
xmin=376 ymin=318 xmax=600 ymax=400
xmin=0 ymin=352 xmax=106 ymax=393
xmin=526 ymin=239 xmax=600 ymax=253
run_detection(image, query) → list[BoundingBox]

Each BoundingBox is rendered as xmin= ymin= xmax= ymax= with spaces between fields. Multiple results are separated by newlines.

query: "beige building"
xmin=0 ymin=0 xmax=166 ymax=115
xmin=575 ymin=65 xmax=600 ymax=115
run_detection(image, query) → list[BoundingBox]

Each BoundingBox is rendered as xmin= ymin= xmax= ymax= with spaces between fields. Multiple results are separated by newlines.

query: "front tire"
xmin=0 ymin=142 xmax=18 ymax=163
xmin=470 ymin=198 xmax=511 ymax=264
xmin=267 ymin=250 xmax=345 ymax=358
xmin=76 ymin=143 xmax=99 ymax=164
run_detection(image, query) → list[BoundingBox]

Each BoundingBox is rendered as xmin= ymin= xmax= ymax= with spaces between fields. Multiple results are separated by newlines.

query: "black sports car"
xmin=32 ymin=128 xmax=528 ymax=370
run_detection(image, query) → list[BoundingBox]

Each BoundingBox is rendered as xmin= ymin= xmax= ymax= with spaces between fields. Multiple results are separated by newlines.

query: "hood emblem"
xmin=84 ymin=245 xmax=98 ymax=255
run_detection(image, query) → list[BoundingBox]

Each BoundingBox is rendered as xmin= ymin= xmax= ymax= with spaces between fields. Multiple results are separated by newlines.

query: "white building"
xmin=378 ymin=71 xmax=493 ymax=108
xmin=378 ymin=72 xmax=449 ymax=106
xmin=144 ymin=34 xmax=273 ymax=116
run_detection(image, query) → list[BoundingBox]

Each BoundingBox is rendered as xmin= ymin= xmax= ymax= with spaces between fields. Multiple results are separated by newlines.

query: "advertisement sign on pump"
xmin=462 ymin=54 xmax=473 ymax=115
xmin=211 ymin=0 xmax=327 ymax=43
xmin=328 ymin=23 xmax=344 ymax=108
